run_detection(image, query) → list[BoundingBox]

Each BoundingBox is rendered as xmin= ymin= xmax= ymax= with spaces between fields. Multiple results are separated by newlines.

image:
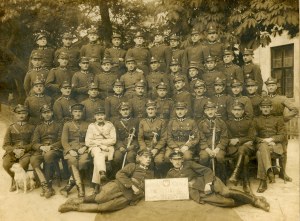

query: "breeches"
xmin=30 ymin=150 xmax=62 ymax=168
xmin=65 ymin=153 xmax=91 ymax=170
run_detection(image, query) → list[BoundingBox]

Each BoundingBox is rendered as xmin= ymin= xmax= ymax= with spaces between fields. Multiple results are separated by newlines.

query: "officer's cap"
xmin=118 ymin=102 xmax=130 ymax=110
xmin=265 ymin=77 xmax=277 ymax=85
xmin=245 ymin=79 xmax=257 ymax=86
xmin=170 ymin=58 xmax=179 ymax=66
xmin=35 ymin=30 xmax=48 ymax=42
xmin=207 ymin=24 xmax=217 ymax=34
xmin=243 ymin=48 xmax=254 ymax=55
xmin=191 ymin=28 xmax=200 ymax=35
xmin=40 ymin=104 xmax=52 ymax=113
xmin=175 ymin=102 xmax=187 ymax=109
xmin=205 ymin=55 xmax=216 ymax=62
xmin=223 ymin=49 xmax=234 ymax=56
xmin=94 ymin=106 xmax=105 ymax=114
xmin=102 ymin=57 xmax=112 ymax=64
xmin=169 ymin=151 xmax=184 ymax=159
xmin=87 ymin=27 xmax=98 ymax=35
xmin=88 ymin=82 xmax=98 ymax=90
xmin=135 ymin=80 xmax=146 ymax=88
xmin=137 ymin=149 xmax=153 ymax=157
xmin=150 ymin=57 xmax=159 ymax=64
xmin=146 ymin=100 xmax=157 ymax=108
xmin=125 ymin=56 xmax=136 ymax=63
xmin=70 ymin=103 xmax=84 ymax=111
xmin=13 ymin=104 xmax=28 ymax=113
xmin=62 ymin=32 xmax=73 ymax=39
xmin=169 ymin=33 xmax=179 ymax=40
xmin=188 ymin=61 xmax=199 ymax=70
xmin=112 ymin=32 xmax=121 ymax=39
xmin=80 ymin=57 xmax=89 ymax=63
xmin=113 ymin=79 xmax=124 ymax=87
xmin=31 ymin=52 xmax=42 ymax=60
xmin=231 ymin=101 xmax=245 ymax=109
xmin=156 ymin=82 xmax=167 ymax=90
xmin=194 ymin=79 xmax=206 ymax=88
xmin=173 ymin=75 xmax=185 ymax=83
xmin=214 ymin=77 xmax=225 ymax=85
xmin=60 ymin=81 xmax=72 ymax=88
xmin=58 ymin=52 xmax=69 ymax=60
xmin=33 ymin=78 xmax=45 ymax=86
xmin=135 ymin=31 xmax=144 ymax=38
xmin=231 ymin=79 xmax=243 ymax=87
xmin=204 ymin=101 xmax=217 ymax=109
xmin=260 ymin=98 xmax=272 ymax=107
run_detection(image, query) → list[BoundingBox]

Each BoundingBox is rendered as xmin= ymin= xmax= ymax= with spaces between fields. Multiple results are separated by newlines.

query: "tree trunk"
xmin=99 ymin=0 xmax=112 ymax=44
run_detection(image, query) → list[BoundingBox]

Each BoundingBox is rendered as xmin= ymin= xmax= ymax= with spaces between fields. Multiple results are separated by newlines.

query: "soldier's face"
xmin=126 ymin=61 xmax=136 ymax=71
xmin=36 ymin=37 xmax=47 ymax=47
xmin=113 ymin=85 xmax=124 ymax=94
xmin=61 ymin=86 xmax=72 ymax=96
xmin=15 ymin=112 xmax=28 ymax=122
xmin=58 ymin=58 xmax=68 ymax=67
xmin=231 ymin=108 xmax=244 ymax=118
xmin=134 ymin=37 xmax=144 ymax=45
xmin=170 ymin=158 xmax=183 ymax=169
xmin=246 ymin=85 xmax=258 ymax=95
xmin=101 ymin=63 xmax=112 ymax=72
xmin=146 ymin=106 xmax=157 ymax=118
xmin=157 ymin=88 xmax=167 ymax=98
xmin=214 ymin=84 xmax=225 ymax=94
xmin=72 ymin=110 xmax=83 ymax=120
xmin=170 ymin=65 xmax=179 ymax=72
xmin=266 ymin=83 xmax=277 ymax=93
xmin=207 ymin=32 xmax=218 ymax=42
xmin=88 ymin=88 xmax=99 ymax=98
xmin=243 ymin=54 xmax=253 ymax=62
xmin=88 ymin=33 xmax=99 ymax=42
xmin=138 ymin=154 xmax=152 ymax=167
xmin=95 ymin=113 xmax=105 ymax=122
xmin=150 ymin=62 xmax=160 ymax=71
xmin=112 ymin=38 xmax=121 ymax=46
xmin=41 ymin=110 xmax=53 ymax=121
xmin=79 ymin=62 xmax=89 ymax=71
xmin=188 ymin=68 xmax=198 ymax=78
xmin=31 ymin=59 xmax=42 ymax=68
xmin=194 ymin=86 xmax=206 ymax=96
xmin=174 ymin=81 xmax=185 ymax=90
xmin=62 ymin=38 xmax=72 ymax=47
xmin=231 ymin=86 xmax=242 ymax=95
xmin=205 ymin=61 xmax=216 ymax=70
xmin=175 ymin=108 xmax=187 ymax=118
xmin=135 ymin=86 xmax=144 ymax=96
xmin=169 ymin=40 xmax=179 ymax=48
xmin=119 ymin=108 xmax=131 ymax=118
xmin=260 ymin=105 xmax=272 ymax=115
xmin=154 ymin=35 xmax=163 ymax=43
xmin=223 ymin=54 xmax=234 ymax=64
xmin=33 ymin=84 xmax=45 ymax=94
xmin=191 ymin=33 xmax=200 ymax=43
xmin=204 ymin=108 xmax=217 ymax=118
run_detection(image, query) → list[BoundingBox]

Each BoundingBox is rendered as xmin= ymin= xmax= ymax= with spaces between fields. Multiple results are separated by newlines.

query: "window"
xmin=271 ymin=44 xmax=294 ymax=98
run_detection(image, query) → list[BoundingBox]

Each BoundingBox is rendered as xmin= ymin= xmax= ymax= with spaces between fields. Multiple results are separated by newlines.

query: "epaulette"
xmin=56 ymin=96 xmax=63 ymax=101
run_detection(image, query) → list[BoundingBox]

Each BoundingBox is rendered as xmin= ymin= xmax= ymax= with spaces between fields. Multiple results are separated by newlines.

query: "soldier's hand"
xmin=204 ymin=182 xmax=213 ymax=195
xmin=69 ymin=150 xmax=78 ymax=157
xmin=131 ymin=185 xmax=140 ymax=195
xmin=151 ymin=148 xmax=158 ymax=156
xmin=230 ymin=138 xmax=239 ymax=146
xmin=120 ymin=147 xmax=126 ymax=153
xmin=205 ymin=148 xmax=214 ymax=157
xmin=78 ymin=146 xmax=87 ymax=154
xmin=212 ymin=147 xmax=220 ymax=156
xmin=180 ymin=145 xmax=189 ymax=153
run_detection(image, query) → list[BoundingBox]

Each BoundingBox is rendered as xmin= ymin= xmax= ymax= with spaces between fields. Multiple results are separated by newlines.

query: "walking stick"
xmin=122 ymin=127 xmax=136 ymax=168
xmin=211 ymin=120 xmax=216 ymax=177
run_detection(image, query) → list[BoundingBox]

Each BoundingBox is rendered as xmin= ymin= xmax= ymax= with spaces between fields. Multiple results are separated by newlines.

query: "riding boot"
xmin=257 ymin=179 xmax=268 ymax=193
xmin=35 ymin=167 xmax=52 ymax=197
xmin=267 ymin=168 xmax=275 ymax=183
xmin=44 ymin=180 xmax=55 ymax=198
xmin=242 ymin=164 xmax=251 ymax=194
xmin=229 ymin=154 xmax=244 ymax=185
xmin=71 ymin=165 xmax=85 ymax=198
xmin=60 ymin=177 xmax=76 ymax=197
xmin=279 ymin=154 xmax=292 ymax=182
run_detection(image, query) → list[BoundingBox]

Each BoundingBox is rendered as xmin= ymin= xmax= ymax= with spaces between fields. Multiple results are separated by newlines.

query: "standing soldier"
xmin=129 ymin=80 xmax=148 ymax=121
xmin=126 ymin=31 xmax=151 ymax=75
xmin=245 ymin=79 xmax=263 ymax=117
xmin=187 ymin=62 xmax=202 ymax=92
xmin=169 ymin=58 xmax=189 ymax=95
xmin=80 ymin=27 xmax=105 ymax=74
xmin=155 ymin=82 xmax=174 ymax=121
xmin=55 ymin=32 xmax=80 ymax=74
xmin=31 ymin=104 xmax=62 ymax=198
xmin=72 ymin=57 xmax=95 ymax=102
xmin=2 ymin=105 xmax=35 ymax=192
xmin=192 ymin=80 xmax=209 ymax=122
xmin=169 ymin=34 xmax=184 ymax=68
xmin=104 ymin=32 xmax=127 ymax=75
xmin=138 ymin=100 xmax=167 ymax=177
xmin=242 ymin=48 xmax=263 ymax=94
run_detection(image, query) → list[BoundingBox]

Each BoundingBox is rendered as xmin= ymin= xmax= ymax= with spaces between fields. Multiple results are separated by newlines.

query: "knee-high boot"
xmin=71 ymin=165 xmax=85 ymax=198
xmin=229 ymin=154 xmax=244 ymax=185
xmin=35 ymin=167 xmax=54 ymax=198
xmin=242 ymin=161 xmax=251 ymax=194
xmin=60 ymin=177 xmax=76 ymax=197
xmin=279 ymin=154 xmax=292 ymax=182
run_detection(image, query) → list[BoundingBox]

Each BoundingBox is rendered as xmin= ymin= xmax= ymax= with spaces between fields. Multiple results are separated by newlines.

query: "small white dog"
xmin=10 ymin=163 xmax=36 ymax=193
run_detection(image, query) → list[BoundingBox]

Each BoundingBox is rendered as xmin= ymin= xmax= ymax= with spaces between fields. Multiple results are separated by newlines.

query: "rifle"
xmin=122 ymin=127 xmax=136 ymax=168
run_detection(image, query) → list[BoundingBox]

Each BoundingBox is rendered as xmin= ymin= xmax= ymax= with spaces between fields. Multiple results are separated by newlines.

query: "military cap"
xmin=260 ymin=98 xmax=272 ymax=106
xmin=169 ymin=151 xmax=184 ymax=159
xmin=80 ymin=57 xmax=89 ymax=63
xmin=207 ymin=24 xmax=217 ymax=34
xmin=87 ymin=27 xmax=98 ymax=35
xmin=264 ymin=77 xmax=277 ymax=85
xmin=135 ymin=80 xmax=146 ymax=87
xmin=137 ymin=149 xmax=153 ymax=157
xmin=205 ymin=55 xmax=216 ymax=62
xmin=70 ymin=103 xmax=84 ymax=111
xmin=125 ymin=56 xmax=136 ymax=63
xmin=146 ymin=100 xmax=157 ymax=108
xmin=33 ymin=78 xmax=45 ymax=86
xmin=188 ymin=61 xmax=199 ymax=70
xmin=113 ymin=79 xmax=124 ymax=87
xmin=88 ymin=82 xmax=98 ymax=90
xmin=118 ymin=102 xmax=130 ymax=110
xmin=135 ymin=31 xmax=144 ymax=38
xmin=156 ymin=82 xmax=167 ymax=90
xmin=175 ymin=102 xmax=187 ymax=109
xmin=94 ymin=106 xmax=105 ymax=114
xmin=60 ymin=81 xmax=72 ymax=88
xmin=62 ymin=32 xmax=73 ymax=39
xmin=243 ymin=48 xmax=254 ymax=55
xmin=102 ymin=57 xmax=112 ymax=64
xmin=170 ymin=58 xmax=179 ymax=66
xmin=231 ymin=100 xmax=245 ymax=109
xmin=191 ymin=28 xmax=200 ymax=35
xmin=194 ymin=79 xmax=206 ymax=88
xmin=245 ymin=79 xmax=257 ymax=86
xmin=13 ymin=104 xmax=28 ymax=113
xmin=58 ymin=52 xmax=69 ymax=59
xmin=34 ymin=30 xmax=48 ymax=42
xmin=214 ymin=77 xmax=225 ymax=85
xmin=231 ymin=79 xmax=243 ymax=87
xmin=150 ymin=57 xmax=159 ymax=64
xmin=173 ymin=75 xmax=185 ymax=83
xmin=31 ymin=52 xmax=42 ymax=59
xmin=204 ymin=101 xmax=217 ymax=109
xmin=153 ymin=29 xmax=162 ymax=36
xmin=169 ymin=33 xmax=179 ymax=40
xmin=112 ymin=32 xmax=121 ymax=39
xmin=223 ymin=49 xmax=234 ymax=56
xmin=40 ymin=104 xmax=52 ymax=113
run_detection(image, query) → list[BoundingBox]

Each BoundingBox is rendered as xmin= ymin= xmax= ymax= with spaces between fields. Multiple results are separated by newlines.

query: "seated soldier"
xmin=2 ymin=105 xmax=35 ymax=191
xmin=138 ymin=100 xmax=167 ymax=177
xmin=226 ymin=101 xmax=255 ymax=193
xmin=58 ymin=149 xmax=154 ymax=213
xmin=85 ymin=106 xmax=116 ymax=194
xmin=167 ymin=151 xmax=270 ymax=212
xmin=31 ymin=104 xmax=62 ymax=198
xmin=254 ymin=98 xmax=286 ymax=193
xmin=198 ymin=101 xmax=228 ymax=183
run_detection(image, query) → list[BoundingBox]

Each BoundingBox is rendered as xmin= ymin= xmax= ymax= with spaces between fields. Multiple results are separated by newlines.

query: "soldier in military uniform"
xmin=120 ymin=56 xmax=146 ymax=98
xmin=187 ymin=62 xmax=202 ymax=92
xmin=198 ymin=101 xmax=228 ymax=183
xmin=169 ymin=34 xmax=184 ymax=67
xmin=30 ymin=105 xmax=62 ymax=198
xmin=94 ymin=57 xmax=119 ymax=99
xmin=138 ymin=100 xmax=167 ymax=177
xmin=54 ymin=32 xmax=80 ymax=73
xmin=58 ymin=149 xmax=154 ymax=213
xmin=167 ymin=151 xmax=270 ymax=212
xmin=192 ymin=80 xmax=209 ymax=122
xmin=2 ymin=105 xmax=35 ymax=191
xmin=254 ymin=99 xmax=286 ymax=193
xmin=72 ymin=57 xmax=95 ymax=102
xmin=53 ymin=81 xmax=76 ymax=123
xmin=105 ymin=79 xmax=127 ymax=121
xmin=150 ymin=30 xmax=172 ymax=73
xmin=146 ymin=57 xmax=171 ymax=99
xmin=242 ymin=49 xmax=263 ymax=94
xmin=166 ymin=102 xmax=199 ymax=162
xmin=126 ymin=31 xmax=151 ymax=75
xmin=85 ymin=106 xmax=116 ymax=194
xmin=81 ymin=82 xmax=104 ymax=123
xmin=80 ymin=27 xmax=105 ymax=74
xmin=155 ymin=82 xmax=174 ymax=121
xmin=112 ymin=102 xmax=139 ymax=172
xmin=245 ymin=79 xmax=263 ymax=117
xmin=104 ymin=32 xmax=127 ymax=75
xmin=129 ymin=80 xmax=148 ymax=121
xmin=61 ymin=104 xmax=91 ymax=198
xmin=226 ymin=102 xmax=256 ymax=193
xmin=24 ymin=52 xmax=49 ymax=96
xmin=169 ymin=58 xmax=189 ymax=95
xmin=24 ymin=79 xmax=53 ymax=125
xmin=46 ymin=52 xmax=73 ymax=100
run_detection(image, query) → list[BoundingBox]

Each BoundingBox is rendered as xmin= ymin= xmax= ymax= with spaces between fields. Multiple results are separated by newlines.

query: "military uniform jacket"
xmin=105 ymin=94 xmax=127 ymax=120
xmin=71 ymin=71 xmax=95 ymax=101
xmin=104 ymin=47 xmax=126 ymax=67
xmin=172 ymin=90 xmax=193 ymax=117
xmin=138 ymin=118 xmax=167 ymax=151
xmin=228 ymin=95 xmax=253 ymax=120
xmin=45 ymin=67 xmax=73 ymax=96
xmin=126 ymin=46 xmax=151 ymax=74
xmin=32 ymin=121 xmax=63 ymax=152
xmin=29 ymin=47 xmax=54 ymax=69
xmin=80 ymin=43 xmax=105 ymax=63
xmin=221 ymin=63 xmax=244 ymax=88
xmin=171 ymin=48 xmax=184 ymax=67
xmin=202 ymin=41 xmax=224 ymax=63
xmin=55 ymin=46 xmax=80 ymax=69
xmin=3 ymin=122 xmax=35 ymax=155
xmin=167 ymin=161 xmax=214 ymax=191
xmin=129 ymin=95 xmax=147 ymax=119
xmin=120 ymin=70 xmax=146 ymax=92
xmin=53 ymin=96 xmax=76 ymax=122
xmin=61 ymin=120 xmax=89 ymax=154
xmin=150 ymin=44 xmax=172 ymax=72
xmin=146 ymin=71 xmax=171 ymax=98
xmin=202 ymin=69 xmax=226 ymax=97
xmin=192 ymin=96 xmax=209 ymax=121
xmin=248 ymin=94 xmax=263 ymax=117
xmin=242 ymin=62 xmax=263 ymax=93
xmin=169 ymin=72 xmax=189 ymax=95
xmin=112 ymin=117 xmax=139 ymax=150
xmin=23 ymin=68 xmax=49 ymax=96
xmin=226 ymin=117 xmax=255 ymax=144
xmin=94 ymin=71 xmax=119 ymax=97
xmin=156 ymin=97 xmax=174 ymax=120
xmin=81 ymin=98 xmax=105 ymax=123
xmin=115 ymin=163 xmax=155 ymax=201
xmin=182 ymin=42 xmax=204 ymax=72
xmin=198 ymin=118 xmax=228 ymax=151
xmin=167 ymin=117 xmax=199 ymax=149
xmin=211 ymin=94 xmax=231 ymax=121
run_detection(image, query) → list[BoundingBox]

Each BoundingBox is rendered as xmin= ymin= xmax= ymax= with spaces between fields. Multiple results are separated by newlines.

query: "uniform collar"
xmin=112 ymin=46 xmax=121 ymax=49
xmin=232 ymin=94 xmax=242 ymax=98
xmin=114 ymin=94 xmax=123 ymax=98
xmin=195 ymin=95 xmax=204 ymax=99
xmin=59 ymin=67 xmax=67 ymax=70
xmin=139 ymin=164 xmax=149 ymax=170
xmin=16 ymin=121 xmax=27 ymax=126
xmin=38 ymin=46 xmax=47 ymax=50
xmin=89 ymin=97 xmax=98 ymax=102
xmin=97 ymin=122 xmax=105 ymax=126
xmin=121 ymin=117 xmax=131 ymax=121
xmin=63 ymin=46 xmax=71 ymax=49
xmin=245 ymin=61 xmax=252 ymax=65
xmin=81 ymin=70 xmax=89 ymax=74
xmin=44 ymin=120 xmax=53 ymax=125
xmin=177 ymin=117 xmax=186 ymax=122
xmin=147 ymin=117 xmax=156 ymax=122
xmin=174 ymin=165 xmax=183 ymax=171
xmin=215 ymin=93 xmax=224 ymax=97
xmin=34 ymin=94 xmax=44 ymax=98
xmin=62 ymin=96 xmax=71 ymax=100
xmin=234 ymin=117 xmax=244 ymax=121
xmin=33 ymin=67 xmax=41 ymax=71
xmin=268 ymin=93 xmax=277 ymax=98
xmin=225 ymin=63 xmax=233 ymax=68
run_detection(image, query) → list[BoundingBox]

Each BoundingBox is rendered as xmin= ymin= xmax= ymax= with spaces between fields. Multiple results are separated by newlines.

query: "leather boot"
xmin=60 ymin=178 xmax=76 ymax=197
xmin=71 ymin=165 xmax=85 ymax=198
xmin=229 ymin=154 xmax=244 ymax=185
xmin=58 ymin=203 xmax=79 ymax=213
xmin=242 ymin=164 xmax=251 ymax=194
xmin=9 ymin=178 xmax=16 ymax=192
xmin=257 ymin=179 xmax=268 ymax=193
xmin=99 ymin=171 xmax=109 ymax=183
xmin=44 ymin=180 xmax=55 ymax=199
xmin=279 ymin=154 xmax=292 ymax=182
xmin=35 ymin=167 xmax=51 ymax=197
xmin=267 ymin=168 xmax=275 ymax=183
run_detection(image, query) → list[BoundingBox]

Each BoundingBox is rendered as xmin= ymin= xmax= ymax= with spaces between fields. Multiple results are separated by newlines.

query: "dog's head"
xmin=10 ymin=163 xmax=24 ymax=173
